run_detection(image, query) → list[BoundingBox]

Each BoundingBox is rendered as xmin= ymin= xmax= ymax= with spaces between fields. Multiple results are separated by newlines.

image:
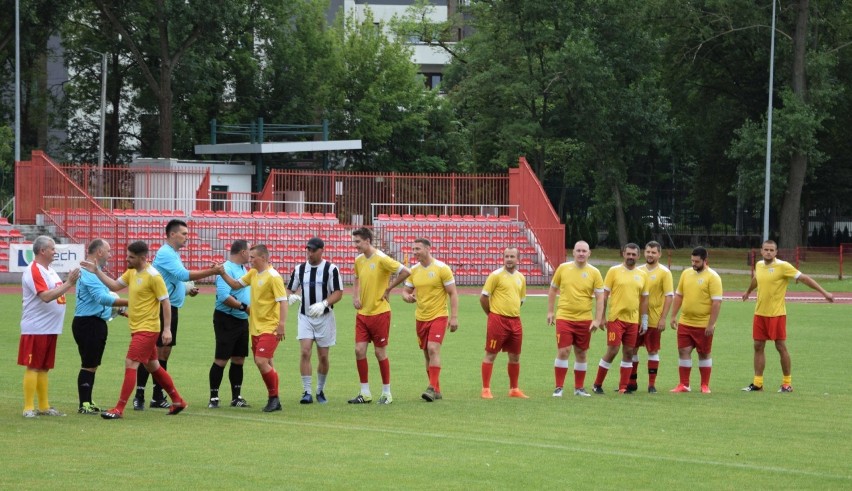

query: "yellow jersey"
xmin=603 ymin=265 xmax=649 ymax=323
xmin=119 ymin=266 xmax=169 ymax=333
xmin=675 ymin=267 xmax=723 ymax=328
xmin=550 ymin=262 xmax=604 ymax=321
xmin=754 ymin=259 xmax=800 ymax=317
xmin=638 ymin=264 xmax=674 ymax=326
xmin=405 ymin=260 xmax=455 ymax=321
xmin=354 ymin=250 xmax=404 ymax=316
xmin=240 ymin=266 xmax=287 ymax=336
xmin=482 ymin=267 xmax=526 ymax=318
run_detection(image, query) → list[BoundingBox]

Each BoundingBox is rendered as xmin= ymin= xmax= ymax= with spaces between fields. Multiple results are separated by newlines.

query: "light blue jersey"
xmin=153 ymin=243 xmax=191 ymax=308
xmin=216 ymin=260 xmax=250 ymax=319
xmin=74 ymin=268 xmax=116 ymax=321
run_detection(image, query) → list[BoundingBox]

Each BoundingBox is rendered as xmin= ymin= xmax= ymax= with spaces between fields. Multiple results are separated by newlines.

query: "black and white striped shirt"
xmin=287 ymin=260 xmax=343 ymax=316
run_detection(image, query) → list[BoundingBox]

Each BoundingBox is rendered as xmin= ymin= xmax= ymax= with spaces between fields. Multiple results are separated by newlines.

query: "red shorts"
xmin=677 ymin=324 xmax=713 ymax=354
xmin=606 ymin=320 xmax=638 ymax=347
xmin=252 ymin=334 xmax=280 ymax=359
xmin=555 ymin=320 xmax=592 ymax=350
xmin=126 ymin=331 xmax=159 ymax=363
xmin=753 ymin=315 xmax=786 ymax=341
xmin=355 ymin=312 xmax=391 ymax=347
xmin=485 ymin=313 xmax=523 ymax=354
xmin=417 ymin=317 xmax=448 ymax=349
xmin=635 ymin=327 xmax=662 ymax=352
xmin=17 ymin=334 xmax=58 ymax=370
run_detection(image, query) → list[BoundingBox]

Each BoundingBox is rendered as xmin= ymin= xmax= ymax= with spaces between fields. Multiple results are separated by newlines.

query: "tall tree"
xmin=91 ymin=0 xmax=235 ymax=158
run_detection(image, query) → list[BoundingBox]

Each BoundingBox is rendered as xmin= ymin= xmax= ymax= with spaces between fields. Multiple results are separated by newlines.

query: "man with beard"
xmin=669 ymin=246 xmax=723 ymax=394
xmin=629 ymin=241 xmax=674 ymax=393
xmin=592 ymin=243 xmax=649 ymax=394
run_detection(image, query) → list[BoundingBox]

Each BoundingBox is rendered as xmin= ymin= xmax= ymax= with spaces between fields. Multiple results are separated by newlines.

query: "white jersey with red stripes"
xmin=21 ymin=262 xmax=67 ymax=335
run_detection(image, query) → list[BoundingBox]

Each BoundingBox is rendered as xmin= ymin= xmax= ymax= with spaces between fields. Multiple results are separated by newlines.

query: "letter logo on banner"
xmin=10 ymin=244 xmax=84 ymax=273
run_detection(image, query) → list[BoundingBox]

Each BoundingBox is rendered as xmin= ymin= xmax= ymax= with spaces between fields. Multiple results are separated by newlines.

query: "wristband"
xmin=239 ymin=303 xmax=248 ymax=312
xmin=322 ymin=299 xmax=329 ymax=308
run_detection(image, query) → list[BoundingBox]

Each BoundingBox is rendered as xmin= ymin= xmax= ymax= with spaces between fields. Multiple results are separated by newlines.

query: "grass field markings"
xmin=184 ymin=410 xmax=851 ymax=482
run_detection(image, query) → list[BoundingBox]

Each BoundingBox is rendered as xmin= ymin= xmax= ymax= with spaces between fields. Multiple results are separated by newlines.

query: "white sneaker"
xmin=574 ymin=388 xmax=592 ymax=397
xmin=552 ymin=387 xmax=563 ymax=397
xmin=38 ymin=407 xmax=66 ymax=416
xmin=22 ymin=409 xmax=38 ymax=418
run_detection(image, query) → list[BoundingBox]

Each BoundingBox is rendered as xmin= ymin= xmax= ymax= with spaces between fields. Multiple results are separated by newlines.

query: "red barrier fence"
xmin=510 ymin=157 xmax=565 ymax=272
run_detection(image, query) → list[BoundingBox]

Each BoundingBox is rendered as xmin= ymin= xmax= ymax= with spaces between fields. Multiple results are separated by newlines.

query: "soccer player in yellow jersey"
xmin=82 ymin=241 xmax=188 ymax=419
xmin=741 ymin=240 xmax=833 ymax=393
xmin=630 ymin=241 xmax=674 ymax=393
xmin=402 ymin=238 xmax=459 ymax=402
xmin=221 ymin=244 xmax=288 ymax=412
xmin=669 ymin=246 xmax=723 ymax=394
xmin=480 ymin=247 xmax=528 ymax=399
xmin=547 ymin=240 xmax=604 ymax=397
xmin=593 ymin=243 xmax=649 ymax=394
xmin=349 ymin=227 xmax=410 ymax=405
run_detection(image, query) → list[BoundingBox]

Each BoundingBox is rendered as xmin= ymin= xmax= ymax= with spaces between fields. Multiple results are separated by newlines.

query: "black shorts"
xmin=72 ymin=316 xmax=108 ymax=368
xmin=157 ymin=305 xmax=180 ymax=347
xmin=213 ymin=309 xmax=249 ymax=360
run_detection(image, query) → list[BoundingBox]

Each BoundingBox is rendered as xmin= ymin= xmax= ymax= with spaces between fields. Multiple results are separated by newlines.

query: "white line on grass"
xmin=192 ymin=411 xmax=850 ymax=482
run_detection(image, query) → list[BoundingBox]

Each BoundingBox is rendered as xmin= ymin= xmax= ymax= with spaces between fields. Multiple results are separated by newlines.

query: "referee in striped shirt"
xmin=287 ymin=237 xmax=343 ymax=404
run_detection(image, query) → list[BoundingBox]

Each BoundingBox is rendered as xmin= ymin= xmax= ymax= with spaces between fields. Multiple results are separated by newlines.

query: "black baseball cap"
xmin=306 ymin=237 xmax=325 ymax=250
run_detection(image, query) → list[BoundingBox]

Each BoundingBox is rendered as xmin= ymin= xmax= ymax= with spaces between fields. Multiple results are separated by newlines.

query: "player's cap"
xmin=306 ymin=237 xmax=325 ymax=250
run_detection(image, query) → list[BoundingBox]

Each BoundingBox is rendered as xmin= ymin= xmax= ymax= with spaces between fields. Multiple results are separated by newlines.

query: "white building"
xmin=329 ymin=0 xmax=466 ymax=90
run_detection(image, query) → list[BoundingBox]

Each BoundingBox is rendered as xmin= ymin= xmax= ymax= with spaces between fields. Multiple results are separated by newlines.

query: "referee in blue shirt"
xmin=208 ymin=240 xmax=252 ymax=408
xmin=73 ymin=239 xmax=128 ymax=414
xmin=134 ymin=219 xmax=223 ymax=410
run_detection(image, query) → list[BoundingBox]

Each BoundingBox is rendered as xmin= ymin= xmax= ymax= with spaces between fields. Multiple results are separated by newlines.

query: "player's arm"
xmin=160 ymin=297 xmax=173 ymax=345
xmin=188 ymin=263 xmax=224 ymax=281
xmin=597 ymin=289 xmax=610 ymax=327
xmin=591 ymin=290 xmax=605 ymax=331
xmin=37 ymin=268 xmax=80 ymax=303
xmin=446 ymin=283 xmax=459 ymax=332
xmin=669 ymin=293 xmax=683 ymax=331
xmin=276 ymin=299 xmax=287 ymax=341
xmin=80 ymin=261 xmax=125 ymax=292
xmin=479 ymin=293 xmax=491 ymax=315
xmin=326 ymin=288 xmax=343 ymax=307
xmin=742 ymin=276 xmax=757 ymax=301
xmin=639 ymin=294 xmax=650 ymax=334
xmin=385 ymin=265 xmax=411 ymax=299
xmin=658 ymin=294 xmax=673 ymax=331
xmin=219 ymin=270 xmax=245 ymax=291
xmin=705 ymin=299 xmax=722 ymax=337
xmin=402 ymin=281 xmax=416 ymax=303
xmin=546 ymin=286 xmax=558 ymax=325
xmin=797 ymin=274 xmax=834 ymax=302
xmin=97 ymin=289 xmax=128 ymax=308
xmin=352 ymin=276 xmax=362 ymax=310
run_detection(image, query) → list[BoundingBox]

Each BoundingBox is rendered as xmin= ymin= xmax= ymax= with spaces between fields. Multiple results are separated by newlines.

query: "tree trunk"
xmin=778 ymin=0 xmax=809 ymax=248
xmin=159 ymin=69 xmax=173 ymax=158
xmin=612 ymin=183 xmax=628 ymax=247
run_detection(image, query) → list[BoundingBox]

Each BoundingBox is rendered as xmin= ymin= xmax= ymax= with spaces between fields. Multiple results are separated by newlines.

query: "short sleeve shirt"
xmin=675 ymin=267 xmax=723 ymax=328
xmin=482 ymin=268 xmax=526 ymax=318
xmin=354 ymin=250 xmax=403 ymax=316
xmin=240 ymin=267 xmax=287 ymax=336
xmin=21 ymin=262 xmax=67 ymax=335
xmin=550 ymin=262 xmax=604 ymax=321
xmin=754 ymin=259 xmax=800 ymax=317
xmin=638 ymin=264 xmax=674 ymax=326
xmin=603 ymin=265 xmax=649 ymax=323
xmin=153 ymin=244 xmax=191 ymax=309
xmin=118 ymin=266 xmax=169 ymax=333
xmin=405 ymin=260 xmax=455 ymax=321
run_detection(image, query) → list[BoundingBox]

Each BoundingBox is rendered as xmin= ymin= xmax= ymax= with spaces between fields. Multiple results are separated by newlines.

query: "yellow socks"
xmin=23 ymin=369 xmax=38 ymax=411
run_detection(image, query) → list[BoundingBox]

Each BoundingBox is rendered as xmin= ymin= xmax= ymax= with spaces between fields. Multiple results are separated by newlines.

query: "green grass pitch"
xmin=0 ymin=291 xmax=850 ymax=489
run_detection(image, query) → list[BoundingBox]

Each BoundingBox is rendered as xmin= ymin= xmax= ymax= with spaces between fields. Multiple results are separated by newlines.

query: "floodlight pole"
xmin=763 ymin=0 xmax=777 ymax=242
xmin=84 ymin=48 xmax=108 ymax=198
xmin=14 ymin=0 xmax=21 ymax=162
